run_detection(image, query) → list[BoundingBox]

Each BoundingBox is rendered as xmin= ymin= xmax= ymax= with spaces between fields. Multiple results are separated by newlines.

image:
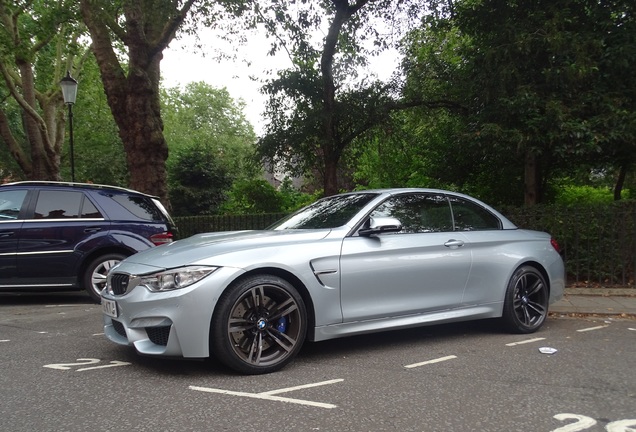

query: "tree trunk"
xmin=119 ymin=57 xmax=169 ymax=203
xmin=524 ymin=150 xmax=539 ymax=206
xmin=80 ymin=0 xmax=170 ymax=206
xmin=614 ymin=163 xmax=627 ymax=201
xmin=0 ymin=4 xmax=68 ymax=182
xmin=320 ymin=0 xmax=368 ymax=196
xmin=323 ymin=154 xmax=340 ymax=197
xmin=16 ymin=61 xmax=61 ymax=181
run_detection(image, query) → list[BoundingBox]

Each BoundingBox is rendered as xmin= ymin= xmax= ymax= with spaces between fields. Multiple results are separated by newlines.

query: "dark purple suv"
xmin=0 ymin=181 xmax=177 ymax=302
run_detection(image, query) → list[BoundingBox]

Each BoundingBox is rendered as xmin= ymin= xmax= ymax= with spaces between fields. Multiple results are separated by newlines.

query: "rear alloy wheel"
xmin=211 ymin=275 xmax=307 ymax=375
xmin=83 ymin=253 xmax=126 ymax=303
xmin=502 ymin=265 xmax=549 ymax=333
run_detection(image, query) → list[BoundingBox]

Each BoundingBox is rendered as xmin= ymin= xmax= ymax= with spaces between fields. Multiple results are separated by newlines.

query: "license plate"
xmin=102 ymin=298 xmax=118 ymax=318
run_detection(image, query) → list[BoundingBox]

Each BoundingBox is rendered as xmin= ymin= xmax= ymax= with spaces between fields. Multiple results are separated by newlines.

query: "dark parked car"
xmin=0 ymin=181 xmax=176 ymax=302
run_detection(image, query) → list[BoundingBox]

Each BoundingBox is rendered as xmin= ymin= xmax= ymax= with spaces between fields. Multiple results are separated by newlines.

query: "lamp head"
xmin=60 ymin=71 xmax=78 ymax=105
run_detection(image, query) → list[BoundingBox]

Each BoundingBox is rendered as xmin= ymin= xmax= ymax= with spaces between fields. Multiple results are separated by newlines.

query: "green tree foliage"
xmin=0 ymin=97 xmax=23 ymax=180
xmin=169 ymin=143 xmax=232 ymax=216
xmin=162 ymin=81 xmax=258 ymax=216
xmin=78 ymin=0 xmax=247 ymax=207
xmin=221 ymin=178 xmax=315 ymax=214
xmin=162 ymin=82 xmax=258 ymax=180
xmin=277 ymin=178 xmax=315 ymax=211
xmin=553 ymin=184 xmax=630 ymax=205
xmin=460 ymin=0 xmax=635 ymax=204
xmin=385 ymin=0 xmax=636 ymax=205
xmin=352 ymin=109 xmax=467 ymax=191
xmin=0 ymin=0 xmax=86 ymax=181
xmin=221 ymin=178 xmax=283 ymax=214
xmin=257 ymin=0 xmax=430 ymax=196
xmin=65 ymin=55 xmax=128 ymax=185
xmin=583 ymin=0 xmax=636 ymax=200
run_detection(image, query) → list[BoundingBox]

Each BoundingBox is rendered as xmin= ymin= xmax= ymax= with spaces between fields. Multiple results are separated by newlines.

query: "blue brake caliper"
xmin=276 ymin=316 xmax=288 ymax=333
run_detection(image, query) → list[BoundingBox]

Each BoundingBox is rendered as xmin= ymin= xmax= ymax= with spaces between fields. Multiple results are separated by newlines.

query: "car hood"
xmin=120 ymin=229 xmax=332 ymax=271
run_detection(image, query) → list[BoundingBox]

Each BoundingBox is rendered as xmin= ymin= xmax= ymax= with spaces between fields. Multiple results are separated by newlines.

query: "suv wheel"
xmin=83 ymin=253 xmax=127 ymax=302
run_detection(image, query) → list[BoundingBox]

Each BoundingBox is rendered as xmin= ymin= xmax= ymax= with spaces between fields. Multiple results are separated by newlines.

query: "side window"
xmin=34 ymin=191 xmax=83 ymax=219
xmin=370 ymin=193 xmax=453 ymax=233
xmin=449 ymin=197 xmax=501 ymax=231
xmin=0 ymin=190 xmax=28 ymax=220
xmin=81 ymin=197 xmax=103 ymax=218
xmin=108 ymin=194 xmax=163 ymax=221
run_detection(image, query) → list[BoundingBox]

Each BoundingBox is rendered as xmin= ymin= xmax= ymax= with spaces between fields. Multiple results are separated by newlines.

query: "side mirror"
xmin=358 ymin=216 xmax=402 ymax=237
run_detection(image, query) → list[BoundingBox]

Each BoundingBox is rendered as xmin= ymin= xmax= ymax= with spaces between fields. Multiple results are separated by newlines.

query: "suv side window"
xmin=0 ymin=190 xmax=28 ymax=220
xmin=33 ymin=190 xmax=103 ymax=219
xmin=449 ymin=197 xmax=501 ymax=231
xmin=108 ymin=193 xmax=163 ymax=221
xmin=81 ymin=197 xmax=102 ymax=218
xmin=370 ymin=193 xmax=454 ymax=233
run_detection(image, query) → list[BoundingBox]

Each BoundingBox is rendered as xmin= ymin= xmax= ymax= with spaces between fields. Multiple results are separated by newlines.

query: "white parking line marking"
xmin=44 ymin=358 xmax=101 ymax=370
xmin=260 ymin=379 xmax=344 ymax=395
xmin=577 ymin=325 xmax=609 ymax=332
xmin=404 ymin=355 xmax=457 ymax=369
xmin=43 ymin=358 xmax=131 ymax=371
xmin=190 ymin=386 xmax=338 ymax=409
xmin=0 ymin=340 xmax=9 ymax=342
xmin=76 ymin=361 xmax=131 ymax=372
xmin=190 ymin=379 xmax=344 ymax=409
xmin=629 ymin=328 xmax=636 ymax=331
xmin=506 ymin=337 xmax=546 ymax=346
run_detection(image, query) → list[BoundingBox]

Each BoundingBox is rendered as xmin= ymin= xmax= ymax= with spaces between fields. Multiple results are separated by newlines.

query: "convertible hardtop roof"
xmin=339 ymin=187 xmax=477 ymax=198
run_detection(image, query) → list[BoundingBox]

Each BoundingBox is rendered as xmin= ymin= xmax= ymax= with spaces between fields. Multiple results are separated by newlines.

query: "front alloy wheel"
xmin=502 ymin=265 xmax=549 ymax=333
xmin=211 ymin=275 xmax=307 ymax=375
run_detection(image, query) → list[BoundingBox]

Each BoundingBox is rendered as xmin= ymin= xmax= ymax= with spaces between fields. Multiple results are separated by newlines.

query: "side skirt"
xmin=311 ymin=303 xmax=503 ymax=342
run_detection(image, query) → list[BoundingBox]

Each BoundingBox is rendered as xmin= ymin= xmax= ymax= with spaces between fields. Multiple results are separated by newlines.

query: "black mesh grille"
xmin=112 ymin=320 xmax=126 ymax=337
xmin=146 ymin=326 xmax=171 ymax=346
xmin=110 ymin=274 xmax=130 ymax=295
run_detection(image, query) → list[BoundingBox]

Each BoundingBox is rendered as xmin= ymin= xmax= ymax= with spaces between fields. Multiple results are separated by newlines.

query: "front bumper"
xmin=102 ymin=266 xmax=244 ymax=358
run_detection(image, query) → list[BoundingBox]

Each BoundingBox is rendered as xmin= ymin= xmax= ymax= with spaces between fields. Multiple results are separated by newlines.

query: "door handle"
xmin=444 ymin=239 xmax=465 ymax=249
xmin=84 ymin=227 xmax=102 ymax=233
xmin=0 ymin=231 xmax=14 ymax=238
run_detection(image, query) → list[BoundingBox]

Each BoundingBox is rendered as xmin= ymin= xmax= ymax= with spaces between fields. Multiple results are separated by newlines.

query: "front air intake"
xmin=146 ymin=326 xmax=171 ymax=346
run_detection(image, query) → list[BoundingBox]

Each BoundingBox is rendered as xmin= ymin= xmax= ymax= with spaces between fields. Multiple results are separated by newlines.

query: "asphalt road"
xmin=1 ymin=292 xmax=635 ymax=432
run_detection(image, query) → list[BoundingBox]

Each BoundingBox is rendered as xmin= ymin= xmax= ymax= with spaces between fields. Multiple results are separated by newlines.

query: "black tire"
xmin=501 ymin=265 xmax=549 ymax=333
xmin=211 ymin=274 xmax=307 ymax=375
xmin=82 ymin=253 xmax=126 ymax=303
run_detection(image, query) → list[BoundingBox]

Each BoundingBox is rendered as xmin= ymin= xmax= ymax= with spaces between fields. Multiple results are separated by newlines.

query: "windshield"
xmin=270 ymin=193 xmax=379 ymax=230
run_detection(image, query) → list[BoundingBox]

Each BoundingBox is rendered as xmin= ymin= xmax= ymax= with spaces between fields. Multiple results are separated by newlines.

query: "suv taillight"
xmin=150 ymin=232 xmax=174 ymax=246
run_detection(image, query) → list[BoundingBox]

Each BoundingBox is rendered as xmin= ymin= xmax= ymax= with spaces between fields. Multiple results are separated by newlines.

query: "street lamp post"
xmin=60 ymin=71 xmax=78 ymax=182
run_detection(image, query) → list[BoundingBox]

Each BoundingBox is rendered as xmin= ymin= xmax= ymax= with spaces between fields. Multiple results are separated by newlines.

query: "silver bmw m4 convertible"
xmin=101 ymin=188 xmax=564 ymax=374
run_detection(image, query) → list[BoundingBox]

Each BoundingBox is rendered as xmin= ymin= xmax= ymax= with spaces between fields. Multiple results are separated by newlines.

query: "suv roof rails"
xmin=1 ymin=181 xmax=157 ymax=197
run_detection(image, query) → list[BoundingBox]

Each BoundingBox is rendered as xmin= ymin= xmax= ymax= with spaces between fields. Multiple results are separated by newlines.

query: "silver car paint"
xmin=340 ymin=232 xmax=473 ymax=320
xmin=102 ymin=189 xmax=565 ymax=359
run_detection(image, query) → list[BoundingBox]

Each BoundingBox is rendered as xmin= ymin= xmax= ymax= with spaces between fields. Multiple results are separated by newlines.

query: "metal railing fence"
xmin=501 ymin=202 xmax=634 ymax=287
xmin=174 ymin=202 xmax=636 ymax=287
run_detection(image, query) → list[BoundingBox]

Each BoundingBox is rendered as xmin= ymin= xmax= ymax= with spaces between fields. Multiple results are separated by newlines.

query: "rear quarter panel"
xmin=460 ymin=229 xmax=565 ymax=308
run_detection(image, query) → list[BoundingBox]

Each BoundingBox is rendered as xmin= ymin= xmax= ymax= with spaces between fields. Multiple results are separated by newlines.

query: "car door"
xmin=0 ymin=189 xmax=29 ymax=283
xmin=16 ymin=189 xmax=109 ymax=286
xmin=339 ymin=192 xmax=473 ymax=322
xmin=446 ymin=195 xmax=506 ymax=306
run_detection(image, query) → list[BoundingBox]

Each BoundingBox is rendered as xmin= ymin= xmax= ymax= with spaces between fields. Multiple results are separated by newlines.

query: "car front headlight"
xmin=140 ymin=266 xmax=218 ymax=292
